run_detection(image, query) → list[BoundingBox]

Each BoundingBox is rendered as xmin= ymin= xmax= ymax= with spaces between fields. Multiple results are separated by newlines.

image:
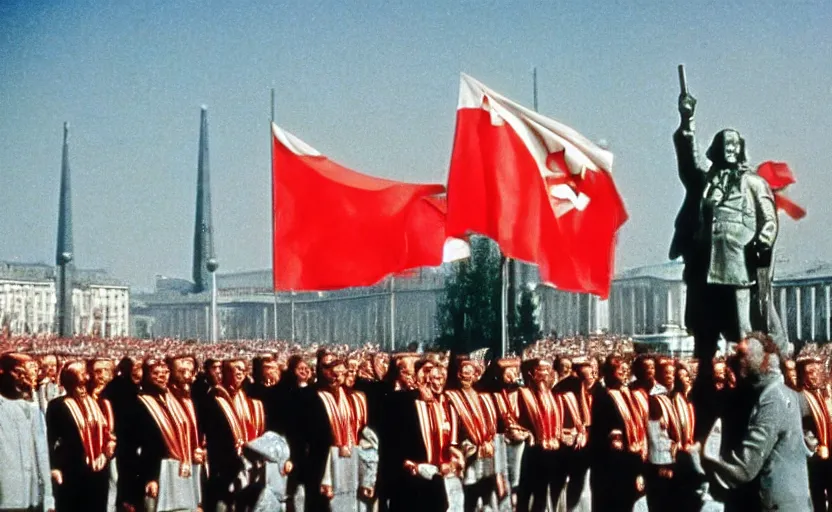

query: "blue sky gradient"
xmin=1 ymin=0 xmax=830 ymax=289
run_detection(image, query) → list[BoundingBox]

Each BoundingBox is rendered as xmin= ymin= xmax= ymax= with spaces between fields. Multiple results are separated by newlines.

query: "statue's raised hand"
xmin=678 ymin=93 xmax=697 ymax=120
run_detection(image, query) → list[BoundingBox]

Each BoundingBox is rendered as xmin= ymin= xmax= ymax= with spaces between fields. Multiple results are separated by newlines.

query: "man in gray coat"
xmin=699 ymin=332 xmax=812 ymax=511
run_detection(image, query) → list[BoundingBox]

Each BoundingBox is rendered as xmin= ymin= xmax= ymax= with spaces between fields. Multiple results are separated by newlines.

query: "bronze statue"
xmin=671 ymin=66 xmax=786 ymax=361
xmin=670 ymin=67 xmax=789 ymax=436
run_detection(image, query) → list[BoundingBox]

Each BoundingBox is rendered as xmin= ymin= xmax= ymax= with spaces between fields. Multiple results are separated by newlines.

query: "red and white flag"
xmin=272 ymin=123 xmax=468 ymax=291
xmin=445 ymin=74 xmax=628 ymax=298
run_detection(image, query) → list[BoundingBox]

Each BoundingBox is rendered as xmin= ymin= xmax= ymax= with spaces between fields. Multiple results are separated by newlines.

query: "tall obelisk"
xmin=56 ymin=122 xmax=74 ymax=337
xmin=192 ymin=107 xmax=218 ymax=316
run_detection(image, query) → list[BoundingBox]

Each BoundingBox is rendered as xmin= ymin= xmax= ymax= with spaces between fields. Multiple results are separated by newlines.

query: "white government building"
xmin=0 ymin=261 xmax=130 ymax=337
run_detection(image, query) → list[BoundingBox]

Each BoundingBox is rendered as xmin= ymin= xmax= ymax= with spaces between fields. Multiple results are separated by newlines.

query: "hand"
xmin=611 ymin=439 xmax=624 ymax=451
xmin=283 ymin=460 xmax=293 ymax=475
xmin=678 ymin=93 xmax=697 ymax=119
xmin=496 ymin=474 xmax=508 ymax=499
xmin=635 ymin=475 xmax=645 ymax=493
xmin=145 ymin=481 xmax=159 ymax=498
xmin=658 ymin=467 xmax=674 ymax=479
xmin=320 ymin=485 xmax=334 ymax=499
xmin=51 ymin=470 xmax=63 ymax=485
xmin=359 ymin=486 xmax=375 ymax=500
xmin=193 ymin=448 xmax=205 ymax=465
xmin=105 ymin=440 xmax=116 ymax=459
xmin=403 ymin=460 xmax=418 ymax=476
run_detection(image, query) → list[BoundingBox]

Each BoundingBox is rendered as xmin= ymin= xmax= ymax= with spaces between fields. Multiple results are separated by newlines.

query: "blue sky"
xmin=1 ymin=0 xmax=830 ymax=290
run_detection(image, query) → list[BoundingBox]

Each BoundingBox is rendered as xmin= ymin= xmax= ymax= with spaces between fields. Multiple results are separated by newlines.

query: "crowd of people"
xmin=0 ymin=333 xmax=827 ymax=511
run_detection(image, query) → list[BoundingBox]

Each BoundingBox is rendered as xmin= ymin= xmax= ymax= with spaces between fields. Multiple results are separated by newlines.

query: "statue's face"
xmin=722 ymin=130 xmax=742 ymax=165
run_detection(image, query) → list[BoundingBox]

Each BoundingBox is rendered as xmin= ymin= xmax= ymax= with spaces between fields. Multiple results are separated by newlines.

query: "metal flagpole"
xmin=390 ymin=276 xmax=396 ymax=351
xmin=501 ymin=257 xmax=509 ymax=357
xmin=270 ymin=88 xmax=280 ymax=341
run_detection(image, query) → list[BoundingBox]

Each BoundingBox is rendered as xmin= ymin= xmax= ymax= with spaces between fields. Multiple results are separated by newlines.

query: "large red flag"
xmin=272 ymin=123 xmax=467 ymax=291
xmin=446 ymin=74 xmax=628 ymax=298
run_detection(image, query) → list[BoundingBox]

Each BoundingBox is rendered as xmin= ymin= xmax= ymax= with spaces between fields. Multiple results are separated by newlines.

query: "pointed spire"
xmin=56 ymin=122 xmax=74 ymax=337
xmin=56 ymin=122 xmax=74 ymax=265
xmin=192 ymin=106 xmax=216 ymax=293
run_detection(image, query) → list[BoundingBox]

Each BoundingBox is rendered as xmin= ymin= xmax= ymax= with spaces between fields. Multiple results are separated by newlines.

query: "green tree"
xmin=511 ymin=287 xmax=542 ymax=354
xmin=437 ymin=236 xmax=502 ymax=355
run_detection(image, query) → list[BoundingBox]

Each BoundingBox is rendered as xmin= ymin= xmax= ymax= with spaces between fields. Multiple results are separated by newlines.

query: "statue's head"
xmin=706 ymin=129 xmax=747 ymax=168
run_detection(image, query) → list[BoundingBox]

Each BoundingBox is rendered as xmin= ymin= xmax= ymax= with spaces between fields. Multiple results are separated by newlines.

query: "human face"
xmin=458 ymin=363 xmax=476 ymax=390
xmin=25 ymin=360 xmax=39 ymax=390
xmin=677 ymin=368 xmax=692 ymax=391
xmin=579 ymin=365 xmax=595 ymax=388
xmin=373 ymin=353 xmax=389 ymax=380
xmin=417 ymin=363 xmax=434 ymax=387
xmin=294 ymin=361 xmax=311 ymax=385
xmin=322 ymin=363 xmax=346 ymax=388
xmin=642 ymin=360 xmax=656 ymax=383
xmin=9 ymin=359 xmax=33 ymax=394
xmin=558 ymin=359 xmax=572 ymax=379
xmin=92 ymin=361 xmax=112 ymax=388
xmin=131 ymin=363 xmax=143 ymax=385
xmin=532 ymin=362 xmax=552 ymax=387
xmin=208 ymin=362 xmax=222 ymax=386
xmin=223 ymin=361 xmax=246 ymax=391
xmin=658 ymin=363 xmax=675 ymax=390
xmin=66 ymin=362 xmax=90 ymax=397
xmin=262 ymin=361 xmax=281 ymax=387
xmin=149 ymin=364 xmax=170 ymax=392
xmin=171 ymin=359 xmax=195 ymax=391
xmin=722 ymin=130 xmax=741 ymax=165
xmin=428 ymin=367 xmax=444 ymax=395
xmin=802 ymin=362 xmax=823 ymax=390
xmin=40 ymin=355 xmax=57 ymax=381
xmin=614 ymin=362 xmax=630 ymax=385
xmin=397 ymin=361 xmax=416 ymax=390
xmin=713 ymin=362 xmax=727 ymax=383
xmin=502 ymin=366 xmax=519 ymax=385
xmin=784 ymin=361 xmax=797 ymax=388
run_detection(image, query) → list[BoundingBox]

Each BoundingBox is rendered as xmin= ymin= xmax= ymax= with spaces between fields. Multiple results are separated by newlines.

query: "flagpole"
xmin=390 ymin=275 xmax=396 ymax=351
xmin=497 ymin=256 xmax=506 ymax=357
xmin=270 ymin=88 xmax=280 ymax=341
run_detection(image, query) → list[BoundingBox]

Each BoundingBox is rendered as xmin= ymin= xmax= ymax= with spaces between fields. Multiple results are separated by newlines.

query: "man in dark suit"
xmin=46 ymin=360 xmax=115 ymax=512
